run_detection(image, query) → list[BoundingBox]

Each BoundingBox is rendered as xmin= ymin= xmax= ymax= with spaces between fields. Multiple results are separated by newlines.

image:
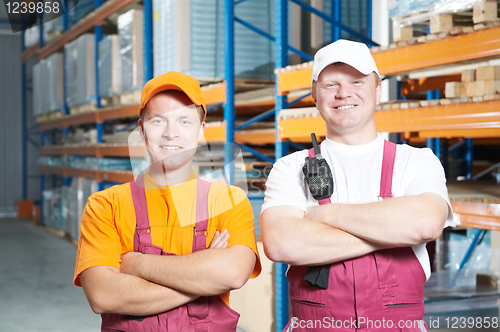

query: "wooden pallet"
xmin=119 ymin=90 xmax=142 ymax=106
xmin=70 ymin=102 xmax=97 ymax=115
xmin=100 ymin=95 xmax=121 ymax=108
xmin=375 ymin=94 xmax=500 ymax=112
xmin=46 ymin=226 xmax=66 ymax=238
xmin=391 ymin=0 xmax=499 ymax=43
xmin=36 ymin=110 xmax=64 ymax=123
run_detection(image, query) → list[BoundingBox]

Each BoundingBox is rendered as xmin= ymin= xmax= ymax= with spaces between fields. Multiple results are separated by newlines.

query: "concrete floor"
xmin=0 ymin=218 xmax=249 ymax=332
xmin=0 ymin=218 xmax=100 ymax=332
xmin=2 ymin=218 xmax=497 ymax=332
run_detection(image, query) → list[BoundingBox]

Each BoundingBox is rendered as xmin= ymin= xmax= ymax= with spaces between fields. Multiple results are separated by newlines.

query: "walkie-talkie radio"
xmin=302 ymin=133 xmax=334 ymax=289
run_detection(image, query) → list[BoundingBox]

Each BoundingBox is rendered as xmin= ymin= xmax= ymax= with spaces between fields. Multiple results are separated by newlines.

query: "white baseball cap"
xmin=312 ymin=39 xmax=380 ymax=83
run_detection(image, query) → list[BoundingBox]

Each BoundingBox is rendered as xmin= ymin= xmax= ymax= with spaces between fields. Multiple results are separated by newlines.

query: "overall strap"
xmin=379 ymin=140 xmax=397 ymax=199
xmin=192 ymin=178 xmax=212 ymax=252
xmin=187 ymin=178 xmax=212 ymax=322
xmin=130 ymin=176 xmax=153 ymax=252
xmin=308 ymin=146 xmax=331 ymax=205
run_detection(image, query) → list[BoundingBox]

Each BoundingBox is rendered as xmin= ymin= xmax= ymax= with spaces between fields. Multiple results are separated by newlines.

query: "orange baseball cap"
xmin=139 ymin=71 xmax=207 ymax=120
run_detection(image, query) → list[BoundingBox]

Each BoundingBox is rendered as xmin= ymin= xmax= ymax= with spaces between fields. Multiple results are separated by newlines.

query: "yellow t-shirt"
xmin=73 ymin=171 xmax=261 ymax=306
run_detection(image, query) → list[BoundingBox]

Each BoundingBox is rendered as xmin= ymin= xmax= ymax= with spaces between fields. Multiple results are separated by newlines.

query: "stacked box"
xmin=118 ymin=10 xmax=143 ymax=92
xmin=61 ymin=186 xmax=70 ymax=234
xmin=24 ymin=24 xmax=49 ymax=48
xmin=69 ymin=178 xmax=84 ymax=240
xmin=152 ymin=0 xmax=274 ymax=81
xmin=68 ymin=177 xmax=97 ymax=240
xmin=99 ymin=35 xmax=122 ymax=97
xmin=43 ymin=53 xmax=64 ymax=113
xmin=42 ymin=189 xmax=64 ymax=229
xmin=388 ymin=0 xmax=477 ymax=19
xmin=445 ymin=66 xmax=500 ymax=100
xmin=65 ymin=34 xmax=96 ymax=107
xmin=32 ymin=62 xmax=43 ymax=116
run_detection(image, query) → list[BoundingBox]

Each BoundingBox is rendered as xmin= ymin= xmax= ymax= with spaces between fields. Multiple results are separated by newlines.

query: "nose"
xmin=336 ymin=84 xmax=352 ymax=99
xmin=162 ymin=121 xmax=179 ymax=140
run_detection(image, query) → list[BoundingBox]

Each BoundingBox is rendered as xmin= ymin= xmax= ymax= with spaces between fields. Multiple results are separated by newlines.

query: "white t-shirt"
xmin=261 ymin=133 xmax=453 ymax=280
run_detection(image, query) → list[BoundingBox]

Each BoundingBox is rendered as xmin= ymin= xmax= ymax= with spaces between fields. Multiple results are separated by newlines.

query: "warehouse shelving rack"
xmin=21 ymin=1 xmax=500 ymax=331
xmin=275 ymin=11 xmax=500 ymax=332
xmin=22 ymin=1 xmax=377 ymax=330
xmin=21 ymin=0 xmax=153 ymax=219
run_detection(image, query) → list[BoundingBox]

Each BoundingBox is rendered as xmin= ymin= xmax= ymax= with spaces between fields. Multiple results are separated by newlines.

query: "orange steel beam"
xmin=38 ymin=36 xmax=66 ymax=60
xmin=235 ymin=131 xmax=275 ymax=145
xmin=279 ymin=100 xmax=500 ymax=140
xmin=418 ymin=128 xmax=500 ymax=139
xmin=451 ymin=201 xmax=500 ymax=231
xmin=21 ymin=45 xmax=39 ymax=64
xmin=277 ymin=67 xmax=312 ymax=95
xmin=204 ymin=122 xmax=226 ymax=142
xmin=98 ymin=104 xmax=139 ymax=122
xmin=96 ymin=0 xmax=137 ymax=23
xmin=66 ymin=112 xmax=97 ymax=126
xmin=278 ymin=27 xmax=500 ymax=94
xmin=66 ymin=146 xmax=97 ymax=156
xmin=40 ymin=145 xmax=65 ymax=156
xmin=373 ymin=27 xmax=500 ymax=76
xmin=401 ymin=74 xmax=461 ymax=97
xmin=39 ymin=166 xmax=64 ymax=175
xmin=203 ymin=82 xmax=226 ymax=105
xmin=278 ymin=116 xmax=326 ymax=141
xmin=98 ymin=170 xmax=135 ymax=183
xmin=98 ymin=145 xmax=146 ymax=158
xmin=375 ymin=101 xmax=500 ymax=133
xmin=66 ymin=168 xmax=97 ymax=179
xmin=39 ymin=119 xmax=65 ymax=131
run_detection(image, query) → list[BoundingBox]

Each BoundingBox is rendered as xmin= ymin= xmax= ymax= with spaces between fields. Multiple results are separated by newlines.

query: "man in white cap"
xmin=261 ymin=39 xmax=452 ymax=331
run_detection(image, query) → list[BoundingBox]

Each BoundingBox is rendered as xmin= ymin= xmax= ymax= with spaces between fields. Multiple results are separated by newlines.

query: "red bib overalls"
xmin=101 ymin=177 xmax=240 ymax=331
xmin=285 ymin=141 xmax=428 ymax=332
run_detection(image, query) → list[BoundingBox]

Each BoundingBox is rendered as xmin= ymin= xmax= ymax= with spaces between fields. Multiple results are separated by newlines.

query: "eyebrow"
xmin=145 ymin=113 xmax=194 ymax=121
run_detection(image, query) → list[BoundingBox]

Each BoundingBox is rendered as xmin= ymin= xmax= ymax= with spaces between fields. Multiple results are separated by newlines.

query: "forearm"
xmin=80 ymin=266 xmax=198 ymax=316
xmin=316 ymin=193 xmax=448 ymax=246
xmin=262 ymin=211 xmax=385 ymax=266
xmin=133 ymin=245 xmax=255 ymax=296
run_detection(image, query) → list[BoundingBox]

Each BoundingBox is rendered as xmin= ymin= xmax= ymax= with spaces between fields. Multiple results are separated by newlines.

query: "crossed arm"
xmin=261 ymin=192 xmax=449 ymax=266
xmin=80 ymin=230 xmax=256 ymax=316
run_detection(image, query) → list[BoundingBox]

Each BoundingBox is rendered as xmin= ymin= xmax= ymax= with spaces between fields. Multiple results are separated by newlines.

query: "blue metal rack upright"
xmin=271 ymin=1 xmax=376 ymax=330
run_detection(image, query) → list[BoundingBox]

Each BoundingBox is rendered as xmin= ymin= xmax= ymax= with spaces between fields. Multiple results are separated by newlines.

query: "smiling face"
xmin=138 ymin=90 xmax=205 ymax=170
xmin=312 ymin=63 xmax=381 ymax=144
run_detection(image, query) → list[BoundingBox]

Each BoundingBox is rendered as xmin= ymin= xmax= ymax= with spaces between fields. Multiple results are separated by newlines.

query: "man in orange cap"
xmin=73 ymin=71 xmax=261 ymax=331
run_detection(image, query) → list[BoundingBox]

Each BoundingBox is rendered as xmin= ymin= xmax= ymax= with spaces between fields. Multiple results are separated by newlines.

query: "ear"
xmin=138 ymin=119 xmax=145 ymax=141
xmin=375 ymin=81 xmax=382 ymax=105
xmin=198 ymin=121 xmax=206 ymax=142
xmin=312 ymin=86 xmax=318 ymax=107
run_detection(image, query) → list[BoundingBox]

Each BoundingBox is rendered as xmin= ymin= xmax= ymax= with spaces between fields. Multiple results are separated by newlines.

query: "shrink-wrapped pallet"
xmin=32 ymin=62 xmax=43 ymax=116
xmin=152 ymin=0 xmax=274 ymax=81
xmin=69 ymin=177 xmax=84 ymax=240
xmin=98 ymin=35 xmax=122 ymax=97
xmin=118 ymin=9 xmax=143 ymax=92
xmin=43 ymin=53 xmax=64 ymax=113
xmin=65 ymin=34 xmax=96 ymax=107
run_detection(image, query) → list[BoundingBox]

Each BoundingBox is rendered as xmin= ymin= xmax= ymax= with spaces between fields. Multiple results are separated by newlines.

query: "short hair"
xmin=140 ymin=90 xmax=205 ymax=123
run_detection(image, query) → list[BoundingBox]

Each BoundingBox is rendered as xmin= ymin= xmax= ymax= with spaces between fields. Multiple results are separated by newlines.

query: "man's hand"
xmin=209 ymin=229 xmax=230 ymax=249
xmin=120 ymin=252 xmax=144 ymax=277
xmin=120 ymin=230 xmax=231 ymax=276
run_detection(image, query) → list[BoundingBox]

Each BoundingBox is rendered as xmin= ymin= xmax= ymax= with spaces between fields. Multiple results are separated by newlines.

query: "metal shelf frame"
xmin=272 ymin=0 xmax=376 ymax=329
xmin=24 ymin=0 xmax=153 ymax=223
